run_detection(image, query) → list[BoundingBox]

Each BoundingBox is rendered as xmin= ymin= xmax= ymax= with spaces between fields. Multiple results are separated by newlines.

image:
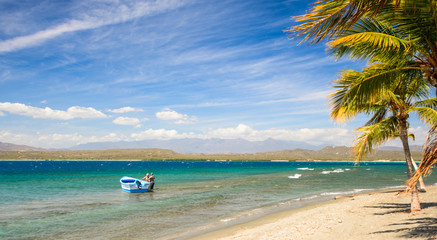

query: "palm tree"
xmin=289 ymin=0 xmax=437 ymax=191
xmin=324 ymin=1 xmax=437 ymax=92
xmin=321 ymin=6 xmax=437 ymax=190
xmin=330 ymin=63 xmax=437 ymax=211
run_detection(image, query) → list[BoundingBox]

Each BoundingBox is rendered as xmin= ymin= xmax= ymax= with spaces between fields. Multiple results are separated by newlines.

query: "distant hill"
xmin=0 ymin=142 xmax=46 ymax=151
xmin=70 ymin=138 xmax=325 ymax=154
xmin=380 ymin=145 xmax=423 ymax=152
xmin=0 ymin=145 xmax=423 ymax=161
xmin=0 ymin=140 xmax=425 ymax=161
xmin=250 ymin=146 xmax=422 ymax=161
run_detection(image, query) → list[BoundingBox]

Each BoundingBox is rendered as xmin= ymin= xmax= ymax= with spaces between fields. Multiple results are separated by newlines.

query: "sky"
xmin=0 ymin=0 xmax=430 ymax=149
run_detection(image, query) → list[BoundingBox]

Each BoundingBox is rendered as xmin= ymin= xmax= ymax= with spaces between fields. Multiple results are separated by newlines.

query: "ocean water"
xmin=1 ymin=160 xmax=436 ymax=240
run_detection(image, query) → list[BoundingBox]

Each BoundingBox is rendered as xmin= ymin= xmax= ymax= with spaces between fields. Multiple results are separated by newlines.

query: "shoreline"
xmin=185 ymin=185 xmax=437 ymax=240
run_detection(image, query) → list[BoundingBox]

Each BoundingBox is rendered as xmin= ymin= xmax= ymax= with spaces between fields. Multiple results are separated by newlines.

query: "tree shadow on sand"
xmin=366 ymin=202 xmax=437 ymax=215
xmin=372 ymin=217 xmax=437 ymax=239
xmin=367 ymin=200 xmax=437 ymax=238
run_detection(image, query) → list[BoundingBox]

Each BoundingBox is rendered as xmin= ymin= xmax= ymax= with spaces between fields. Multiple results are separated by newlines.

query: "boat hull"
xmin=120 ymin=176 xmax=151 ymax=193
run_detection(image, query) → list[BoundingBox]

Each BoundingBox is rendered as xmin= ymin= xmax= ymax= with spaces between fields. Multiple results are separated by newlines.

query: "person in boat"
xmin=148 ymin=173 xmax=155 ymax=191
xmin=141 ymin=173 xmax=150 ymax=182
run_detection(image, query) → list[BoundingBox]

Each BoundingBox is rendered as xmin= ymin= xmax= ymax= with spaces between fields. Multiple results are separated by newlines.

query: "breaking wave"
xmin=288 ymin=174 xmax=302 ymax=179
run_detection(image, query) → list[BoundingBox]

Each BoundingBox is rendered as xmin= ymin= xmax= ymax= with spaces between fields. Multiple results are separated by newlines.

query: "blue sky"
xmin=0 ymin=0 xmax=429 ymax=149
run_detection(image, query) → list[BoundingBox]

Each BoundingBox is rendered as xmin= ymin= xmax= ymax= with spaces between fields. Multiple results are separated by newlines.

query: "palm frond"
xmin=288 ymin=0 xmax=391 ymax=44
xmin=411 ymin=101 xmax=437 ymax=126
xmin=329 ymin=31 xmax=412 ymax=52
xmin=409 ymin=132 xmax=416 ymax=141
xmin=328 ymin=16 xmax=414 ymax=61
xmin=365 ymin=107 xmax=388 ymax=126
xmin=414 ymin=98 xmax=437 ymax=108
xmin=288 ymin=0 xmax=428 ymax=44
xmin=354 ymin=116 xmax=399 ymax=162
xmin=330 ymin=65 xmax=403 ymax=122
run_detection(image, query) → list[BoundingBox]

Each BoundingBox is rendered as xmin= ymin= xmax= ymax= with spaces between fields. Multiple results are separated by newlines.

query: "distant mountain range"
xmin=379 ymin=145 xmax=423 ymax=152
xmin=0 ymin=142 xmax=45 ymax=151
xmin=0 ymin=145 xmax=424 ymax=161
xmin=0 ymin=139 xmax=423 ymax=154
xmin=69 ymin=138 xmax=326 ymax=154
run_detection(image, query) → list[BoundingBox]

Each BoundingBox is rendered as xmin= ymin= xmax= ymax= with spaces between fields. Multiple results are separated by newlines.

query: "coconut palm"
xmin=325 ymin=1 xmax=437 ymax=92
xmin=321 ymin=4 xmax=437 ymax=189
xmin=330 ymin=63 xmax=437 ymax=211
xmin=290 ymin=0 xmax=437 ymax=191
xmin=289 ymin=0 xmax=437 ymax=103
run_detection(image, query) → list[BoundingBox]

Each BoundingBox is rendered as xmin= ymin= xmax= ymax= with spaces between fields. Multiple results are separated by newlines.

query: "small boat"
xmin=120 ymin=176 xmax=151 ymax=193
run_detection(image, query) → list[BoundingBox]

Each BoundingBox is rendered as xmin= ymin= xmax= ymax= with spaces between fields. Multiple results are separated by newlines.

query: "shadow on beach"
xmin=366 ymin=202 xmax=437 ymax=215
xmin=372 ymin=217 xmax=437 ymax=239
xmin=367 ymin=196 xmax=437 ymax=239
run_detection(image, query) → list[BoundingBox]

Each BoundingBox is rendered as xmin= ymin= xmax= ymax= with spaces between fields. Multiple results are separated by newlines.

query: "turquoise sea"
xmin=1 ymin=160 xmax=436 ymax=240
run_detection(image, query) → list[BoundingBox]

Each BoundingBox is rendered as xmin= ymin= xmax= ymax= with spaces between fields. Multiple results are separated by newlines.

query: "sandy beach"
xmin=190 ymin=185 xmax=437 ymax=240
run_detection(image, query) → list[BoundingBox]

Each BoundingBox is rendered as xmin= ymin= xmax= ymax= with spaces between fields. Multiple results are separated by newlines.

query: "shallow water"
xmin=1 ymin=160 xmax=435 ymax=239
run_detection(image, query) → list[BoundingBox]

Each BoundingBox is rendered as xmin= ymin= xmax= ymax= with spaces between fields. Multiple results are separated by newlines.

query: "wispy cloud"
xmin=168 ymin=90 xmax=331 ymax=109
xmin=107 ymin=107 xmax=144 ymax=113
xmin=0 ymin=0 xmax=188 ymax=53
xmin=258 ymin=90 xmax=331 ymax=104
xmin=0 ymin=102 xmax=107 ymax=120
xmin=0 ymin=0 xmax=389 ymax=150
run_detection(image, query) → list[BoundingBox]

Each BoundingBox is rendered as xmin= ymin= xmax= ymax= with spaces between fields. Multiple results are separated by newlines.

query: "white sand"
xmin=189 ymin=186 xmax=437 ymax=240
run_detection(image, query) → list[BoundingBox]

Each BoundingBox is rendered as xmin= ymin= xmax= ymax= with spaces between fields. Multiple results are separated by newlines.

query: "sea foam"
xmin=321 ymin=168 xmax=346 ymax=174
xmin=297 ymin=167 xmax=314 ymax=171
xmin=288 ymin=174 xmax=302 ymax=179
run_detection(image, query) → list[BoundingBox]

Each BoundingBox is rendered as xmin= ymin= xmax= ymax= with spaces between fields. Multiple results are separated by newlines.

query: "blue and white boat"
xmin=120 ymin=176 xmax=151 ymax=193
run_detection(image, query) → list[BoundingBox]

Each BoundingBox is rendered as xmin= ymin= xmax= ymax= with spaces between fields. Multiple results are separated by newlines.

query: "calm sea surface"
xmin=1 ymin=160 xmax=436 ymax=240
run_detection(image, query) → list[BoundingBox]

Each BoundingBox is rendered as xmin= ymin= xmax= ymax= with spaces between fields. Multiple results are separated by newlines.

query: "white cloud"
xmin=131 ymin=128 xmax=197 ymax=140
xmin=155 ymin=108 xmax=197 ymax=124
xmin=131 ymin=124 xmax=355 ymax=146
xmin=409 ymin=126 xmax=428 ymax=143
xmin=9 ymin=124 xmax=426 ymax=149
xmin=207 ymin=124 xmax=354 ymax=146
xmin=208 ymin=124 xmax=255 ymax=139
xmin=0 ymin=0 xmax=188 ymax=53
xmin=0 ymin=131 xmax=123 ymax=149
xmin=0 ymin=102 xmax=107 ymax=120
xmin=113 ymin=117 xmax=142 ymax=128
xmin=107 ymin=107 xmax=144 ymax=113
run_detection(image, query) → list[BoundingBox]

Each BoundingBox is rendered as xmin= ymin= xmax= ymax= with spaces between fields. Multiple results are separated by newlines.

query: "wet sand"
xmin=189 ymin=186 xmax=437 ymax=240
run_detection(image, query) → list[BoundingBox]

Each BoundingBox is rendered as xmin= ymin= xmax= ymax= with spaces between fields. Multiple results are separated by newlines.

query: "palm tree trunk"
xmin=399 ymin=119 xmax=421 ymax=212
xmin=411 ymin=157 xmax=426 ymax=191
